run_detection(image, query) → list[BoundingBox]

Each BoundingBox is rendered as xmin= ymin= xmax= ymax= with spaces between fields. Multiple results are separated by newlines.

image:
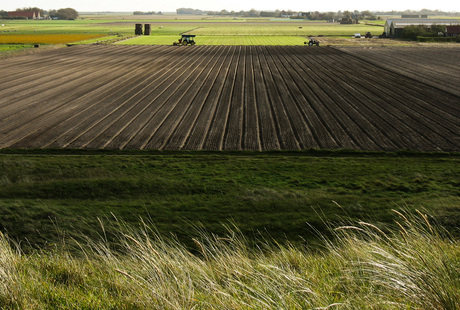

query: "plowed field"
xmin=1 ymin=45 xmax=459 ymax=151
xmin=338 ymin=45 xmax=460 ymax=97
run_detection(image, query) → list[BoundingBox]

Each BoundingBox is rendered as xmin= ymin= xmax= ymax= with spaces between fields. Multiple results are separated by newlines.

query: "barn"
xmin=7 ymin=11 xmax=41 ymax=19
xmin=446 ymin=25 xmax=460 ymax=37
xmin=384 ymin=18 xmax=460 ymax=37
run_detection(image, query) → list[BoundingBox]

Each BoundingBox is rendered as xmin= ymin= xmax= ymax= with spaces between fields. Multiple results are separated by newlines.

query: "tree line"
xmin=176 ymin=8 xmax=458 ymax=19
xmin=176 ymin=8 xmax=379 ymax=21
xmin=133 ymin=11 xmax=163 ymax=15
xmin=400 ymin=25 xmax=457 ymax=40
xmin=374 ymin=8 xmax=459 ymax=16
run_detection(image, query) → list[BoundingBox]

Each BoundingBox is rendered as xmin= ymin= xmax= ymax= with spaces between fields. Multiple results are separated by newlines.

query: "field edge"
xmin=1 ymin=148 xmax=459 ymax=158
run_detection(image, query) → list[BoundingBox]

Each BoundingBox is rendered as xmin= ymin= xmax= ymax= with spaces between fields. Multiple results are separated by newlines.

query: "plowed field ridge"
xmin=1 ymin=45 xmax=459 ymax=151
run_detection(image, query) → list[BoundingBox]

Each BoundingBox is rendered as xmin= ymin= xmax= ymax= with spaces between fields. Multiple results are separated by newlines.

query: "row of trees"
xmin=375 ymin=9 xmax=459 ymax=16
xmin=0 ymin=7 xmax=78 ymax=20
xmin=50 ymin=8 xmax=78 ymax=20
xmin=133 ymin=11 xmax=163 ymax=15
xmin=176 ymin=8 xmax=379 ymax=21
xmin=176 ymin=8 xmax=207 ymax=15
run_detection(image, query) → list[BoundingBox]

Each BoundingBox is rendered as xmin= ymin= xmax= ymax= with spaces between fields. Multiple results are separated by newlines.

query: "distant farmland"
xmin=0 ymin=34 xmax=106 ymax=44
xmin=0 ymin=45 xmax=459 ymax=151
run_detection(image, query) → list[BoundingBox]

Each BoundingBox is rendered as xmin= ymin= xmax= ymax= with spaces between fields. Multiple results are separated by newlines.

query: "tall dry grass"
xmin=0 ymin=210 xmax=458 ymax=309
xmin=332 ymin=210 xmax=460 ymax=309
xmin=0 ymin=232 xmax=21 ymax=307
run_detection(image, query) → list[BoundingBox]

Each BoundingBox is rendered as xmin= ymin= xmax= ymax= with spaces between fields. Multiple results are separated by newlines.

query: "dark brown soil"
xmin=1 ymin=45 xmax=459 ymax=151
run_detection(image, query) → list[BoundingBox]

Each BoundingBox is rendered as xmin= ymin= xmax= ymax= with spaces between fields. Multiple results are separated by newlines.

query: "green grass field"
xmin=0 ymin=44 xmax=33 ymax=58
xmin=1 ymin=17 xmax=383 ymax=46
xmin=184 ymin=23 xmax=379 ymax=36
xmin=0 ymin=150 xmax=458 ymax=253
xmin=0 ymin=44 xmax=32 ymax=51
xmin=0 ymin=19 xmax=132 ymax=34
xmin=118 ymin=35 xmax=309 ymax=45
xmin=0 ymin=44 xmax=36 ymax=56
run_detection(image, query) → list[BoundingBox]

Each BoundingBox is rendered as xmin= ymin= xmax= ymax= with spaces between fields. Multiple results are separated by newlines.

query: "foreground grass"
xmin=1 ymin=210 xmax=459 ymax=309
xmin=0 ymin=151 xmax=459 ymax=252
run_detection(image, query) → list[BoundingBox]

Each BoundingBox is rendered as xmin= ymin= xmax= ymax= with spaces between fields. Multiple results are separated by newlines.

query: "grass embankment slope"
xmin=0 ymin=151 xmax=458 ymax=252
xmin=1 ymin=204 xmax=459 ymax=309
xmin=1 ymin=150 xmax=459 ymax=309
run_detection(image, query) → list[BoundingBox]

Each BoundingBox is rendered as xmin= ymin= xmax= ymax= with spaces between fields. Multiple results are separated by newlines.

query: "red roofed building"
xmin=7 ymin=11 xmax=41 ymax=19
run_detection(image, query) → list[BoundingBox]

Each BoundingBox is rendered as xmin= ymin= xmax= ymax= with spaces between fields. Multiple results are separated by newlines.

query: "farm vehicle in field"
xmin=304 ymin=37 xmax=320 ymax=46
xmin=173 ymin=35 xmax=196 ymax=46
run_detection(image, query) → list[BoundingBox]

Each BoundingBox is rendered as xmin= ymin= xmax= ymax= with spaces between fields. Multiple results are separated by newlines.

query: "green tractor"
xmin=173 ymin=35 xmax=196 ymax=46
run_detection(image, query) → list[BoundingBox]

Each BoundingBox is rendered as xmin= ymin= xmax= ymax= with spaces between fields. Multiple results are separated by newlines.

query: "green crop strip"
xmin=117 ymin=35 xmax=309 ymax=45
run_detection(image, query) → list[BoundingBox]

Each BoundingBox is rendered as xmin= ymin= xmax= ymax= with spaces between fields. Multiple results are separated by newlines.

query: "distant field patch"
xmin=0 ymin=44 xmax=32 ymax=52
xmin=117 ymin=35 xmax=307 ymax=45
xmin=185 ymin=23 xmax=380 ymax=36
xmin=116 ymin=35 xmax=178 ymax=45
xmin=0 ymin=34 xmax=107 ymax=44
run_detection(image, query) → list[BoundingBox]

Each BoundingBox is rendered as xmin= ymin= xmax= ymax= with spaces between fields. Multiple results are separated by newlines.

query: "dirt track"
xmin=0 ymin=45 xmax=459 ymax=151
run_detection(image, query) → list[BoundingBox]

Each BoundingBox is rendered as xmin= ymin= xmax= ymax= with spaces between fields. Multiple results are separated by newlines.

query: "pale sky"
xmin=3 ymin=0 xmax=460 ymax=13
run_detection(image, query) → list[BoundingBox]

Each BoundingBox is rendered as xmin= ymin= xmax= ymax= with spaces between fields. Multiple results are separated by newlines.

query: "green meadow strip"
xmin=0 ymin=151 xmax=458 ymax=252
xmin=117 ymin=35 xmax=309 ymax=45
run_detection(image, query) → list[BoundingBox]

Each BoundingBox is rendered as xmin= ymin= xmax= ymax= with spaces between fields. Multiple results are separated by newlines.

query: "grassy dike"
xmin=0 ymin=150 xmax=459 ymax=308
xmin=1 ymin=203 xmax=459 ymax=309
xmin=0 ymin=150 xmax=459 ymax=253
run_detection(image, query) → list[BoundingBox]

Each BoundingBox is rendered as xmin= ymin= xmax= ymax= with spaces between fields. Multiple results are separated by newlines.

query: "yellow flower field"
xmin=0 ymin=34 xmax=107 ymax=44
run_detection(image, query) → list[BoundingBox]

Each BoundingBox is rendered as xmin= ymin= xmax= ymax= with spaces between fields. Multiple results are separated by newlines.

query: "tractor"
xmin=305 ymin=37 xmax=320 ymax=46
xmin=173 ymin=35 xmax=196 ymax=46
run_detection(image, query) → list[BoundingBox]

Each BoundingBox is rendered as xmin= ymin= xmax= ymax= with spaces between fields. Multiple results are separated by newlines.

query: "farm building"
xmin=446 ymin=25 xmax=460 ymax=37
xmin=401 ymin=15 xmax=428 ymax=18
xmin=384 ymin=18 xmax=460 ymax=37
xmin=7 ymin=11 xmax=41 ymax=19
xmin=280 ymin=11 xmax=293 ymax=18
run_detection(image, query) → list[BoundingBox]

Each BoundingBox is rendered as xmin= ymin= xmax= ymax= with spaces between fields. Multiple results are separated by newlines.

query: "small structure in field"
xmin=134 ymin=24 xmax=152 ymax=35
xmin=144 ymin=24 xmax=151 ymax=35
xmin=135 ymin=24 xmax=143 ymax=35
